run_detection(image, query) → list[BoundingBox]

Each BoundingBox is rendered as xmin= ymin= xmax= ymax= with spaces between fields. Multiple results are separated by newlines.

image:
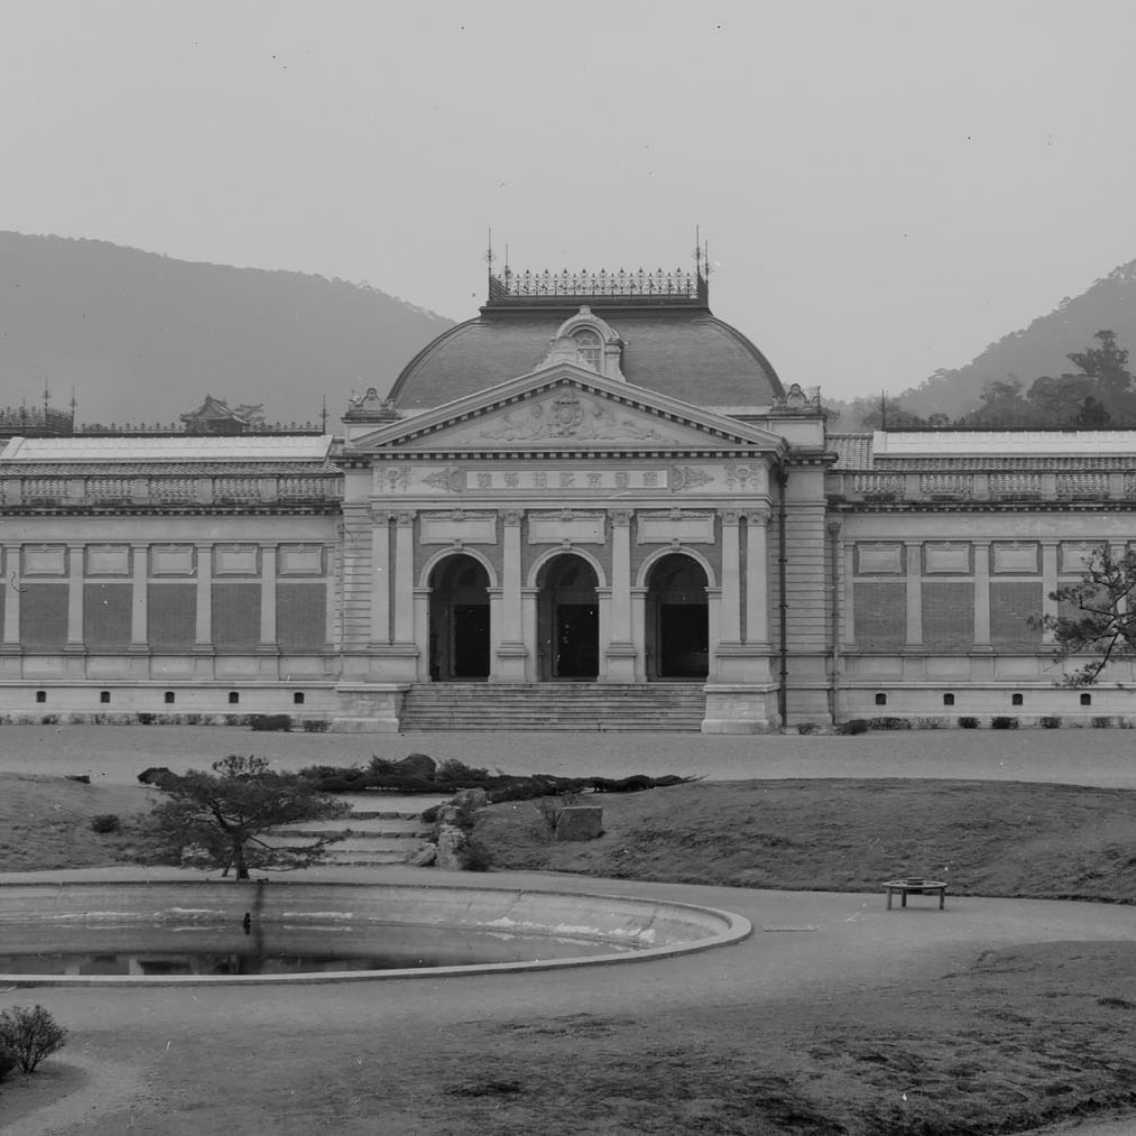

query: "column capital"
xmin=719 ymin=508 xmax=742 ymax=525
xmin=395 ymin=510 xmax=416 ymax=527
xmin=499 ymin=509 xmax=524 ymax=526
xmin=369 ymin=505 xmax=396 ymax=523
xmin=609 ymin=509 xmax=633 ymax=527
xmin=826 ymin=517 xmax=842 ymax=536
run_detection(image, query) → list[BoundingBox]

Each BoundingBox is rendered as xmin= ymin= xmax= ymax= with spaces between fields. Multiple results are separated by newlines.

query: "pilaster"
xmin=603 ymin=508 xmax=637 ymax=680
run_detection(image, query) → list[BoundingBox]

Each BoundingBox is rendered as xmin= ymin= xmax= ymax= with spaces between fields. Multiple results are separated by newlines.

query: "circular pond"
xmin=0 ymin=880 xmax=751 ymax=985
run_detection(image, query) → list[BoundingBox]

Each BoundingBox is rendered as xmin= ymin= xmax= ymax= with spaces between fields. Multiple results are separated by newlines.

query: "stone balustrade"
xmin=0 ymin=475 xmax=342 ymax=506
xmin=827 ymin=469 xmax=1132 ymax=504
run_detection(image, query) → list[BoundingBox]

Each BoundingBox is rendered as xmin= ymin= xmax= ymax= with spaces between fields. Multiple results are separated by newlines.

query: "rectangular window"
xmin=212 ymin=583 xmax=261 ymax=650
xmin=277 ymin=583 xmax=327 ymax=652
xmin=20 ymin=584 xmax=68 ymax=650
xmin=84 ymin=583 xmax=132 ymax=650
xmin=922 ymin=581 xmax=974 ymax=651
xmin=990 ymin=581 xmax=1044 ymax=650
xmin=148 ymin=584 xmax=196 ymax=651
xmin=852 ymin=581 xmax=905 ymax=651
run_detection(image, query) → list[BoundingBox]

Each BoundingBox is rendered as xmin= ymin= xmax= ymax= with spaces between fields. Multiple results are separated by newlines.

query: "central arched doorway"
xmin=428 ymin=554 xmax=490 ymax=681
xmin=645 ymin=553 xmax=709 ymax=680
xmin=537 ymin=554 xmax=599 ymax=680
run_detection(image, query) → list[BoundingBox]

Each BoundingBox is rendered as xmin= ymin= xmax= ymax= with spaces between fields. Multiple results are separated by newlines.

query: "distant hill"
xmin=901 ymin=260 xmax=1136 ymax=421
xmin=0 ymin=232 xmax=454 ymax=426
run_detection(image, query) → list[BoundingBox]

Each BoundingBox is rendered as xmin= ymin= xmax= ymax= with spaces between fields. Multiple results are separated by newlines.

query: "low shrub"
xmin=1092 ymin=715 xmax=1113 ymax=729
xmin=302 ymin=719 xmax=329 ymax=733
xmin=1040 ymin=716 xmax=1061 ymax=729
xmin=136 ymin=712 xmax=156 ymax=725
xmin=0 ymin=1005 xmax=67 ymax=1073
xmin=835 ymin=719 xmax=869 ymax=735
xmin=991 ymin=716 xmax=1019 ymax=730
xmin=90 ymin=813 xmax=120 ymax=834
xmin=795 ymin=723 xmax=818 ymax=736
xmin=0 ymin=1044 xmax=17 ymax=1083
xmin=250 ymin=714 xmax=292 ymax=732
xmin=39 ymin=714 xmax=59 ymax=725
xmin=437 ymin=758 xmax=490 ymax=782
xmin=914 ymin=717 xmax=944 ymax=729
xmin=138 ymin=766 xmax=176 ymax=787
xmin=866 ymin=717 xmax=911 ymax=731
xmin=958 ymin=717 xmax=980 ymax=729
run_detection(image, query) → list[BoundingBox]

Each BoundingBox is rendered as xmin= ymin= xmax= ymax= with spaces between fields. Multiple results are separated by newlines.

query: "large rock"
xmin=408 ymin=842 xmax=437 ymax=867
xmin=435 ymin=824 xmax=466 ymax=870
xmin=555 ymin=806 xmax=604 ymax=842
xmin=396 ymin=752 xmax=437 ymax=780
xmin=451 ymin=787 xmax=489 ymax=809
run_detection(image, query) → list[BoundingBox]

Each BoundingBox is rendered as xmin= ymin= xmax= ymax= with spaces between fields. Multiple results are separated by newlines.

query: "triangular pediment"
xmin=348 ymin=364 xmax=788 ymax=454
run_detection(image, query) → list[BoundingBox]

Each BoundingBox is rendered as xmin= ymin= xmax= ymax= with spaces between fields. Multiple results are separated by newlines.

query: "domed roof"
xmin=389 ymin=270 xmax=783 ymax=412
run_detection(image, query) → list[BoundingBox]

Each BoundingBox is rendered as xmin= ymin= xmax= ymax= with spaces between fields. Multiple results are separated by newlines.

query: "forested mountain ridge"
xmin=901 ymin=260 xmax=1136 ymax=421
xmin=0 ymin=232 xmax=454 ymax=426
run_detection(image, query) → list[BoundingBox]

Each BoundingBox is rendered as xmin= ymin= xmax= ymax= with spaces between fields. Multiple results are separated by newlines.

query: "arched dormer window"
xmin=541 ymin=306 xmax=626 ymax=381
xmin=573 ymin=328 xmax=603 ymax=371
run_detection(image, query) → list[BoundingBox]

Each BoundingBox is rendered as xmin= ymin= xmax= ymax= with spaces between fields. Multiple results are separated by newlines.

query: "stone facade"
xmin=5 ymin=272 xmax=1135 ymax=731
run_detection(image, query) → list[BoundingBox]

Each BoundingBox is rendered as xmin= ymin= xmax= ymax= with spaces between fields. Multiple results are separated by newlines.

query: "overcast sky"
xmin=4 ymin=0 xmax=1135 ymax=402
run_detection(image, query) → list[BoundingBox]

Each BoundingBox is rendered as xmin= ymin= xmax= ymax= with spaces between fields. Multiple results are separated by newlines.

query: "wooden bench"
xmin=884 ymin=878 xmax=947 ymax=910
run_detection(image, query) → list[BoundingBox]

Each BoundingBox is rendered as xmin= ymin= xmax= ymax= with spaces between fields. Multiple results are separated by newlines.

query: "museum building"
xmin=1 ymin=265 xmax=1134 ymax=731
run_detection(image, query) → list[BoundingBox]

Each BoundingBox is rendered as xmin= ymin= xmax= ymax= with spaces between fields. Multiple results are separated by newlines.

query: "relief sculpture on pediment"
xmin=479 ymin=394 xmax=671 ymax=442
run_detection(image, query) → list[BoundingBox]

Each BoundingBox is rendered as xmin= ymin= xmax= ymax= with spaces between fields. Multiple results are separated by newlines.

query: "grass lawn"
xmin=5 ymin=763 xmax=1136 ymax=1133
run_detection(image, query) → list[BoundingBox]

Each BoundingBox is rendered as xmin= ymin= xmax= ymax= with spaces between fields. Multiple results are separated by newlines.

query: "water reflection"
xmin=1 ymin=923 xmax=634 ymax=977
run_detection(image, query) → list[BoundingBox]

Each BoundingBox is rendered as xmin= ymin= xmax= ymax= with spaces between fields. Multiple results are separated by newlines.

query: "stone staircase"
xmin=399 ymin=682 xmax=707 ymax=732
xmin=271 ymin=793 xmax=449 ymax=867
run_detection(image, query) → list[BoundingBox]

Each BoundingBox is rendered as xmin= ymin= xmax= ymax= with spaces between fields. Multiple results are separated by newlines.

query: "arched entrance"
xmin=428 ymin=554 xmax=490 ymax=681
xmin=537 ymin=554 xmax=599 ymax=680
xmin=645 ymin=553 xmax=709 ymax=680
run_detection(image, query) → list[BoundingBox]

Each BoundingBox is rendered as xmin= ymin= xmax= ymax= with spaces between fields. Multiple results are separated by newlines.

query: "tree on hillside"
xmin=1036 ymin=545 xmax=1136 ymax=685
xmin=955 ymin=378 xmax=1043 ymax=428
xmin=148 ymin=755 xmax=349 ymax=879
xmin=1067 ymin=329 xmax=1131 ymax=393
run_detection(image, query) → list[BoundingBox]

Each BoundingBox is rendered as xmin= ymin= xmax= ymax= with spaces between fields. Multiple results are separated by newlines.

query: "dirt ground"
xmin=5 ymin=725 xmax=1136 ymax=1134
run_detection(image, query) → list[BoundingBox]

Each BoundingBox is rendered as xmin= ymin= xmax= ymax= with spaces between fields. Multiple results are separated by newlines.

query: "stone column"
xmin=495 ymin=510 xmax=528 ymax=680
xmin=1041 ymin=541 xmax=1059 ymax=645
xmin=393 ymin=511 xmax=416 ymax=645
xmin=194 ymin=544 xmax=212 ymax=651
xmin=324 ymin=541 xmax=339 ymax=649
xmin=259 ymin=544 xmax=278 ymax=651
xmin=369 ymin=509 xmax=391 ymax=645
xmin=2 ymin=544 xmax=21 ymax=650
xmin=905 ymin=540 xmax=924 ymax=648
xmin=745 ymin=509 xmax=770 ymax=646
xmin=973 ymin=541 xmax=992 ymax=650
xmin=718 ymin=510 xmax=742 ymax=645
xmin=65 ymin=543 xmax=84 ymax=651
xmin=603 ymin=509 xmax=636 ymax=680
xmin=129 ymin=543 xmax=148 ymax=650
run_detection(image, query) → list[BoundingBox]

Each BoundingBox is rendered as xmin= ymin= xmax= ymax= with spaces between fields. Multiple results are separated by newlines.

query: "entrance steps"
xmin=271 ymin=794 xmax=449 ymax=867
xmin=399 ymin=682 xmax=706 ymax=732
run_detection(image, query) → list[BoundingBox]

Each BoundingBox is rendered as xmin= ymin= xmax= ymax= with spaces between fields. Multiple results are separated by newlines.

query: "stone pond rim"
xmin=0 ymin=879 xmax=752 ymax=986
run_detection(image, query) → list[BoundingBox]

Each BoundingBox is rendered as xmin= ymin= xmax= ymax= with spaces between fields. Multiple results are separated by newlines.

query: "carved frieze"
xmin=373 ymin=467 xmax=410 ymax=494
xmin=723 ymin=464 xmax=766 ymax=491
xmin=671 ymin=466 xmax=714 ymax=491
xmin=462 ymin=468 xmax=668 ymax=491
xmin=421 ymin=467 xmax=463 ymax=493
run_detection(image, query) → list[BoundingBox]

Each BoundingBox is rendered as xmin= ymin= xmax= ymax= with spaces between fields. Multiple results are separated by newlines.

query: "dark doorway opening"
xmin=428 ymin=555 xmax=490 ymax=681
xmin=646 ymin=554 xmax=709 ymax=680
xmin=537 ymin=554 xmax=600 ymax=680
